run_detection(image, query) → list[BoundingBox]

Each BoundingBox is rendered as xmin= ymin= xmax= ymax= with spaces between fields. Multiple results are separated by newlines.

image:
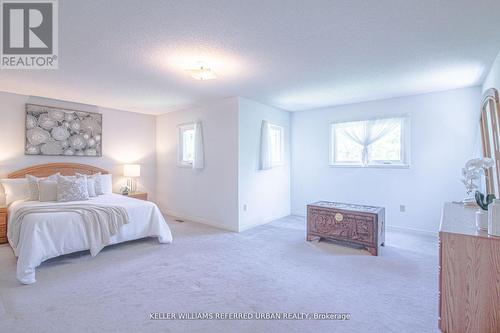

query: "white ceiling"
xmin=1 ymin=0 xmax=500 ymax=114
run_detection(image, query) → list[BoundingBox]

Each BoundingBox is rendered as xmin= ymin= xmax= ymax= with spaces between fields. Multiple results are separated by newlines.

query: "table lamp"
xmin=123 ymin=164 xmax=140 ymax=193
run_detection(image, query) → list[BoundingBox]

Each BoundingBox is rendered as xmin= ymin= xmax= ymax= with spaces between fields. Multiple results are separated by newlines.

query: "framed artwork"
xmin=25 ymin=104 xmax=102 ymax=156
xmin=480 ymin=88 xmax=500 ymax=197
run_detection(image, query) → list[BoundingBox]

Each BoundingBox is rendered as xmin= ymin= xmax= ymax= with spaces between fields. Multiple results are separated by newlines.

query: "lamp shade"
xmin=123 ymin=164 xmax=141 ymax=177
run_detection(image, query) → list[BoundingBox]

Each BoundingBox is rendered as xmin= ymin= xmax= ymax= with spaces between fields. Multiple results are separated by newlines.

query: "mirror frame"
xmin=480 ymin=88 xmax=500 ymax=196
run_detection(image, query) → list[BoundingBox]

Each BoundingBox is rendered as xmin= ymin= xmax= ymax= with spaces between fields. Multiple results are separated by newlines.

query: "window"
xmin=330 ymin=116 xmax=409 ymax=167
xmin=269 ymin=124 xmax=284 ymax=166
xmin=178 ymin=123 xmax=195 ymax=166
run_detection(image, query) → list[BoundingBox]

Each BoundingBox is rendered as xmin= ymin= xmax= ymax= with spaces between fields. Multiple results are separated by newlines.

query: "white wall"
xmin=0 ymin=91 xmax=157 ymax=203
xmin=1 ymin=85 xmax=482 ymax=234
xmin=238 ymin=98 xmax=291 ymax=231
xmin=155 ymin=98 xmax=240 ymax=231
xmin=483 ymin=50 xmax=500 ymax=92
xmin=291 ymin=87 xmax=481 ymax=233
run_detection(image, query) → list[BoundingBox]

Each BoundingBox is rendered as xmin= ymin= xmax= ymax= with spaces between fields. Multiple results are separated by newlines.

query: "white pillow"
xmin=0 ymin=178 xmax=29 ymax=205
xmin=26 ymin=173 xmax=59 ymax=201
xmin=78 ymin=173 xmax=103 ymax=195
xmin=100 ymin=174 xmax=113 ymax=194
xmin=38 ymin=180 xmax=57 ymax=202
xmin=57 ymin=175 xmax=89 ymax=202
xmin=87 ymin=178 xmax=97 ymax=197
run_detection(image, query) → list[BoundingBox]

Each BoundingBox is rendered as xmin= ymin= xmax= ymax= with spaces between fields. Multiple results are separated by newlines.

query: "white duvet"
xmin=7 ymin=194 xmax=173 ymax=284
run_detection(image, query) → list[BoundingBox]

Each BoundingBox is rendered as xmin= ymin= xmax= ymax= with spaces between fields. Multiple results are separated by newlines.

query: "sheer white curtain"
xmin=260 ymin=120 xmax=272 ymax=170
xmin=337 ymin=118 xmax=399 ymax=165
xmin=193 ymin=121 xmax=204 ymax=169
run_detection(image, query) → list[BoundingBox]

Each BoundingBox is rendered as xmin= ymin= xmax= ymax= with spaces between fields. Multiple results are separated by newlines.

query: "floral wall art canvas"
xmin=25 ymin=104 xmax=102 ymax=156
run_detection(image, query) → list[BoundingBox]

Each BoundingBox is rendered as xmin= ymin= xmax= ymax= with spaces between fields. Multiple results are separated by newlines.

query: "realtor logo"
xmin=1 ymin=0 xmax=58 ymax=69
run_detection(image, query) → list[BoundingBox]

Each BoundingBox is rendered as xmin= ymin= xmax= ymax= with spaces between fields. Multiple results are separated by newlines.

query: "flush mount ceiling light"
xmin=158 ymin=48 xmax=244 ymax=82
xmin=187 ymin=63 xmax=217 ymax=80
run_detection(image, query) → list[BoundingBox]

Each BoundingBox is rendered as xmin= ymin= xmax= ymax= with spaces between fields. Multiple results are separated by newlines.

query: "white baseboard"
xmin=161 ymin=209 xmax=290 ymax=233
xmin=385 ymin=224 xmax=438 ymax=237
xmin=238 ymin=213 xmax=290 ymax=232
xmin=161 ymin=209 xmax=238 ymax=232
xmin=291 ymin=214 xmax=438 ymax=237
xmin=161 ymin=210 xmax=437 ymax=236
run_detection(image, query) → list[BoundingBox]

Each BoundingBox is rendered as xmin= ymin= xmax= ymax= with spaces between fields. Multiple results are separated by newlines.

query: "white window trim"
xmin=329 ymin=115 xmax=411 ymax=168
xmin=269 ymin=124 xmax=285 ymax=167
xmin=177 ymin=123 xmax=195 ymax=168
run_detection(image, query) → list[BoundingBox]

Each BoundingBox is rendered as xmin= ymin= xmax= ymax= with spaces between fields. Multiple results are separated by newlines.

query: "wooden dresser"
xmin=307 ymin=201 xmax=385 ymax=255
xmin=0 ymin=207 xmax=7 ymax=244
xmin=439 ymin=203 xmax=500 ymax=333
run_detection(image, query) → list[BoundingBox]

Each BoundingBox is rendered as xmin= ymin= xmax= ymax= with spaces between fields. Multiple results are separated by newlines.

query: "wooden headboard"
xmin=7 ymin=163 xmax=109 ymax=179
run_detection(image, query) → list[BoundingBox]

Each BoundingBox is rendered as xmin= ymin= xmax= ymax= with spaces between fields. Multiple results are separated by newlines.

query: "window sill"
xmin=329 ymin=163 xmax=410 ymax=169
xmin=177 ymin=162 xmax=193 ymax=168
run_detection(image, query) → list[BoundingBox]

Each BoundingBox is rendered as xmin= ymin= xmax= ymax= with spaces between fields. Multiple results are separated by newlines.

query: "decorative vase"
xmin=476 ymin=210 xmax=488 ymax=231
xmin=462 ymin=196 xmax=478 ymax=207
xmin=488 ymin=199 xmax=500 ymax=236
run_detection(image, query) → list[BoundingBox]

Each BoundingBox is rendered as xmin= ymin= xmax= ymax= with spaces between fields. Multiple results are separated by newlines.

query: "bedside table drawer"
xmin=128 ymin=193 xmax=148 ymax=201
xmin=0 ymin=214 xmax=7 ymax=244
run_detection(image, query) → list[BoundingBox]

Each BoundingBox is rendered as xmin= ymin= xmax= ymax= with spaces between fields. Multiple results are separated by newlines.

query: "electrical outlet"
xmin=243 ymin=204 xmax=247 ymax=211
xmin=400 ymin=205 xmax=406 ymax=212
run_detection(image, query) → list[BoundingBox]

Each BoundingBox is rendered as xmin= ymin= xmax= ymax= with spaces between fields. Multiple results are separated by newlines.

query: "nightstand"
xmin=123 ymin=192 xmax=148 ymax=201
xmin=0 ymin=207 xmax=7 ymax=244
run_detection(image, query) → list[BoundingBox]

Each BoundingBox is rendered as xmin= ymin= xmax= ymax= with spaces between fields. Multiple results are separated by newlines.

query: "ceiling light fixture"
xmin=187 ymin=63 xmax=217 ymax=81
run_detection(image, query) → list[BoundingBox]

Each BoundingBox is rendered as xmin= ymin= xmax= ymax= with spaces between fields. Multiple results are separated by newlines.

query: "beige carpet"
xmin=0 ymin=215 xmax=439 ymax=333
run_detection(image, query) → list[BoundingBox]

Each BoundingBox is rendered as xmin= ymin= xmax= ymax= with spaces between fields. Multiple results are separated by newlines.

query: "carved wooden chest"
xmin=307 ymin=201 xmax=385 ymax=256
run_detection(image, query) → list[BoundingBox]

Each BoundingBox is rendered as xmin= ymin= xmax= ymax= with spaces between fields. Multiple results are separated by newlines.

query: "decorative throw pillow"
xmin=0 ymin=178 xmax=29 ymax=205
xmin=57 ymin=175 xmax=90 ymax=202
xmin=26 ymin=173 xmax=59 ymax=201
xmin=100 ymin=174 xmax=113 ymax=194
xmin=87 ymin=177 xmax=97 ymax=197
xmin=77 ymin=172 xmax=103 ymax=195
xmin=38 ymin=180 xmax=58 ymax=202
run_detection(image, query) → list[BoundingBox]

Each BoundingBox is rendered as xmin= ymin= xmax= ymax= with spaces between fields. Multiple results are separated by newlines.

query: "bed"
xmin=4 ymin=163 xmax=173 ymax=284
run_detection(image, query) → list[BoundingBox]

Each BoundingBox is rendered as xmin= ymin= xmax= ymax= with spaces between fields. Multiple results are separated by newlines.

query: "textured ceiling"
xmin=1 ymin=0 xmax=500 ymax=114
